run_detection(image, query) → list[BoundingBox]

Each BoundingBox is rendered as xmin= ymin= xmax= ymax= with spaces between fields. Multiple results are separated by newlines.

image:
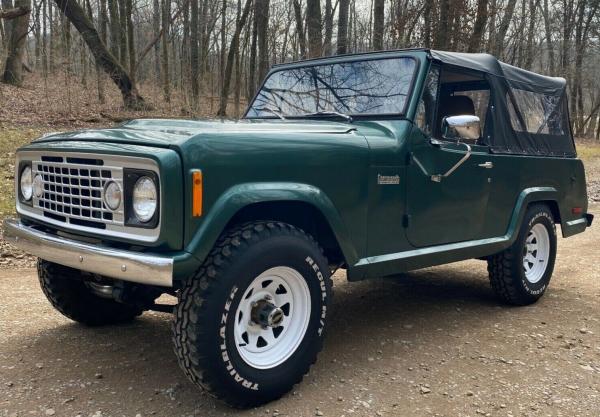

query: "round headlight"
xmin=20 ymin=166 xmax=33 ymax=201
xmin=103 ymin=181 xmax=122 ymax=211
xmin=132 ymin=177 xmax=157 ymax=222
xmin=33 ymin=174 xmax=44 ymax=199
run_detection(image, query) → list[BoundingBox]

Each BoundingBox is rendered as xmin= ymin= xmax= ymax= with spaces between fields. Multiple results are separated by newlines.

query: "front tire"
xmin=38 ymin=260 xmax=143 ymax=326
xmin=487 ymin=204 xmax=557 ymax=305
xmin=172 ymin=221 xmax=332 ymax=408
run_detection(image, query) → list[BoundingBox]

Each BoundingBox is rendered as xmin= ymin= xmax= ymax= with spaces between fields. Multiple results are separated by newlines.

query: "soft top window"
xmin=507 ymin=89 xmax=565 ymax=135
xmin=246 ymin=57 xmax=417 ymax=118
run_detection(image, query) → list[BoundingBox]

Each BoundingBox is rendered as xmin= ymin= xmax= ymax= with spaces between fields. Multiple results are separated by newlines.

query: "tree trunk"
xmin=372 ymin=0 xmax=384 ymax=50
xmin=2 ymin=0 xmax=30 ymax=85
xmin=323 ymin=0 xmax=333 ymax=55
xmin=217 ymin=0 xmax=252 ymax=116
xmin=306 ymin=0 xmax=321 ymax=57
xmin=118 ymin=0 xmax=127 ymax=66
xmin=467 ymin=0 xmax=488 ymax=52
xmin=161 ymin=0 xmax=170 ymax=102
xmin=493 ymin=0 xmax=517 ymax=56
xmin=53 ymin=0 xmax=146 ymax=109
xmin=190 ymin=0 xmax=199 ymax=108
xmin=256 ymin=0 xmax=269 ymax=83
xmin=293 ymin=0 xmax=306 ymax=58
xmin=152 ymin=0 xmax=160 ymax=81
xmin=337 ymin=0 xmax=349 ymax=54
xmin=108 ymin=0 xmax=119 ymax=58
xmin=435 ymin=0 xmax=449 ymax=49
xmin=541 ymin=0 xmax=555 ymax=75
xmin=246 ymin=6 xmax=257 ymax=100
xmin=126 ymin=0 xmax=135 ymax=77
xmin=97 ymin=0 xmax=107 ymax=103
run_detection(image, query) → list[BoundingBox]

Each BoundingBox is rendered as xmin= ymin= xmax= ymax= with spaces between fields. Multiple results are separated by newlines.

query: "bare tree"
xmin=53 ymin=0 xmax=146 ymax=108
xmin=372 ymin=0 xmax=384 ymax=50
xmin=2 ymin=0 xmax=30 ymax=85
xmin=306 ymin=0 xmax=321 ymax=57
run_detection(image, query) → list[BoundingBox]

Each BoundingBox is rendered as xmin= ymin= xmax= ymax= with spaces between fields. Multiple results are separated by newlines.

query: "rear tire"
xmin=487 ymin=204 xmax=557 ymax=305
xmin=38 ymin=260 xmax=143 ymax=326
xmin=172 ymin=221 xmax=332 ymax=408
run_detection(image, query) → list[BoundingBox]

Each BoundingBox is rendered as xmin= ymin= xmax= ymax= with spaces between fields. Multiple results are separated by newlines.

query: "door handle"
xmin=478 ymin=161 xmax=493 ymax=169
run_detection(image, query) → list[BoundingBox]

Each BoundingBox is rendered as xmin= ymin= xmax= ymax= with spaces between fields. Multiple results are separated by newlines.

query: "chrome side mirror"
xmin=442 ymin=115 xmax=481 ymax=142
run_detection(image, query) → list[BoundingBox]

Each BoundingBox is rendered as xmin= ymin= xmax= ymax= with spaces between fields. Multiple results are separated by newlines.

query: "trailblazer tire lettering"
xmin=219 ymin=286 xmax=259 ymax=391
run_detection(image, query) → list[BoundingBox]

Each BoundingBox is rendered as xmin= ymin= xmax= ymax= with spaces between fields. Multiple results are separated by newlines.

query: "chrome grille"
xmin=32 ymin=157 xmax=124 ymax=228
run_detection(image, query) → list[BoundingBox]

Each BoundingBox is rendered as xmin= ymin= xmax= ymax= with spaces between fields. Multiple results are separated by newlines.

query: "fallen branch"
xmin=0 ymin=6 xmax=31 ymax=19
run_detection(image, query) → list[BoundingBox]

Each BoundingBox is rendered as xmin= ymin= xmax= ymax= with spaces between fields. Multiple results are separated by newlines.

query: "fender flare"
xmin=504 ymin=186 xmax=560 ymax=245
xmin=184 ymin=182 xmax=358 ymax=267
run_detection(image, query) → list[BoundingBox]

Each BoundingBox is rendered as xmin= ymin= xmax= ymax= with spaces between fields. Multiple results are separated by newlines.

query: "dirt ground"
xmin=0 ymin=203 xmax=598 ymax=417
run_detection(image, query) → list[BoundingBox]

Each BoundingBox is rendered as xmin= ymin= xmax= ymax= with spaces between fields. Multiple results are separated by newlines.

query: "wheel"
xmin=487 ymin=204 xmax=557 ymax=305
xmin=37 ymin=260 xmax=143 ymax=326
xmin=172 ymin=221 xmax=332 ymax=408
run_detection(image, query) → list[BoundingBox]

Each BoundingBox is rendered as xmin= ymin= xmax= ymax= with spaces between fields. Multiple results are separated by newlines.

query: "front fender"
xmin=184 ymin=182 xmax=358 ymax=268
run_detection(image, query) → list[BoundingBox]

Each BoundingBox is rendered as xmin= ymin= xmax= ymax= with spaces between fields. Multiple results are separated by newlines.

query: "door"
xmin=406 ymin=132 xmax=493 ymax=247
xmin=405 ymin=64 xmax=495 ymax=247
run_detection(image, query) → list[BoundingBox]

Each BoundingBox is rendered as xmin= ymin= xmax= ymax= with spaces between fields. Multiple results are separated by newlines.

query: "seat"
xmin=438 ymin=95 xmax=476 ymax=118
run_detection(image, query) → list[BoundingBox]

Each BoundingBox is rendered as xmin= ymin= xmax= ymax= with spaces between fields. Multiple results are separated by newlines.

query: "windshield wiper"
xmin=254 ymin=107 xmax=286 ymax=120
xmin=299 ymin=111 xmax=353 ymax=123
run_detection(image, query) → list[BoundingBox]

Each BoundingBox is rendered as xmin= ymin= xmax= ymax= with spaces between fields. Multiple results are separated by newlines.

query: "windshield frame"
xmin=243 ymin=54 xmax=420 ymax=120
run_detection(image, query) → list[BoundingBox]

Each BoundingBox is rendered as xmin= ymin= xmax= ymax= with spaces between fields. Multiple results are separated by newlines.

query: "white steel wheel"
xmin=233 ymin=266 xmax=311 ymax=369
xmin=523 ymin=223 xmax=550 ymax=284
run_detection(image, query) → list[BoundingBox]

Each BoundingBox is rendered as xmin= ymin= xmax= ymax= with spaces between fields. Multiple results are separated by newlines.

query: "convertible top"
xmin=430 ymin=50 xmax=566 ymax=95
xmin=429 ymin=50 xmax=575 ymax=157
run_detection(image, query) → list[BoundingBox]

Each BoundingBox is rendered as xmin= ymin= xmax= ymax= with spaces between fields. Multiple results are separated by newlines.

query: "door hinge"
xmin=403 ymin=214 xmax=411 ymax=228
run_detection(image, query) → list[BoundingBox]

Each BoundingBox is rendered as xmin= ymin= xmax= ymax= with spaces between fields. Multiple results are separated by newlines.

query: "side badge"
xmin=377 ymin=174 xmax=400 ymax=185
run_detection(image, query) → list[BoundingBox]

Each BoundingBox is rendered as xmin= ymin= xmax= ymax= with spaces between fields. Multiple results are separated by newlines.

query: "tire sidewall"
xmin=201 ymin=234 xmax=330 ymax=400
xmin=514 ymin=207 xmax=557 ymax=297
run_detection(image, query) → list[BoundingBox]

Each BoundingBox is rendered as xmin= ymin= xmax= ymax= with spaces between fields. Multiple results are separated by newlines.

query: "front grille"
xmin=32 ymin=157 xmax=124 ymax=229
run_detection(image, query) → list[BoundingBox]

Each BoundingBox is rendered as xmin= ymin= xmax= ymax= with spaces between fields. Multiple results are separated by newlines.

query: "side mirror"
xmin=442 ymin=115 xmax=481 ymax=142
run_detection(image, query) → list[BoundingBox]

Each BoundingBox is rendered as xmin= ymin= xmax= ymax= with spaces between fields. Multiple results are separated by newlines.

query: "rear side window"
xmin=507 ymin=89 xmax=565 ymax=135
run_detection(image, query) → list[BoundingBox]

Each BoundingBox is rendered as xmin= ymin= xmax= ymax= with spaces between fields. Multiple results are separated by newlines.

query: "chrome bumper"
xmin=2 ymin=219 xmax=173 ymax=287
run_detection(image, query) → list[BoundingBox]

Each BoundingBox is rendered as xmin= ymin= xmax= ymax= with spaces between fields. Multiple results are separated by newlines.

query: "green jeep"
xmin=4 ymin=49 xmax=593 ymax=407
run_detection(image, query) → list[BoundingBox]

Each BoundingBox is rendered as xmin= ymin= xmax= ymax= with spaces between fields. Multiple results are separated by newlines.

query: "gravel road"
xmin=1 ymin=205 xmax=599 ymax=417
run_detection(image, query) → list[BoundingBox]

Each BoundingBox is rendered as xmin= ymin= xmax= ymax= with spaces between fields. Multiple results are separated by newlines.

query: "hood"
xmin=33 ymin=118 xmax=357 ymax=148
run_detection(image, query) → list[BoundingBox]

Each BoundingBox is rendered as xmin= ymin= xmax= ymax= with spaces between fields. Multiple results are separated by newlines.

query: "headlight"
xmin=132 ymin=176 xmax=157 ymax=222
xmin=33 ymin=174 xmax=44 ymax=199
xmin=103 ymin=181 xmax=122 ymax=211
xmin=20 ymin=166 xmax=33 ymax=201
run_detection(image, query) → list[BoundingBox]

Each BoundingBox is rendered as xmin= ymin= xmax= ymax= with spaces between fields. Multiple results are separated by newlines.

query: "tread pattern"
xmin=487 ymin=204 xmax=556 ymax=306
xmin=38 ymin=260 xmax=142 ymax=326
xmin=172 ymin=221 xmax=332 ymax=408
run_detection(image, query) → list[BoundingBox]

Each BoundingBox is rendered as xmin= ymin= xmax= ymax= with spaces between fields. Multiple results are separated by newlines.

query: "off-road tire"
xmin=487 ymin=204 xmax=557 ymax=306
xmin=172 ymin=221 xmax=333 ymax=408
xmin=38 ymin=260 xmax=143 ymax=326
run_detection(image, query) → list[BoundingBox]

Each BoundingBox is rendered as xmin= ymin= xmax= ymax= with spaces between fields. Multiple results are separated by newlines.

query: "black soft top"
xmin=430 ymin=50 xmax=566 ymax=95
xmin=429 ymin=50 xmax=574 ymax=157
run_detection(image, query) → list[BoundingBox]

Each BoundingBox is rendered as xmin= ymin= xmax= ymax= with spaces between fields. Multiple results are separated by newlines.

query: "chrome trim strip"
xmin=3 ymin=218 xmax=173 ymax=287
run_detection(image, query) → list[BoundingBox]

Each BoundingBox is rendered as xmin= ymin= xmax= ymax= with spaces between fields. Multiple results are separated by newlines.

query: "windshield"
xmin=246 ymin=57 xmax=417 ymax=119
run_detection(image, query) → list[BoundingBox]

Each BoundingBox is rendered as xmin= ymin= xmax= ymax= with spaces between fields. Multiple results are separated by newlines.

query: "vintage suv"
xmin=4 ymin=49 xmax=594 ymax=407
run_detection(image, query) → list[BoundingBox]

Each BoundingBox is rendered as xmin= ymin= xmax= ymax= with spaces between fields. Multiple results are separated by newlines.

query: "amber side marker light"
xmin=572 ymin=207 xmax=583 ymax=215
xmin=192 ymin=170 xmax=203 ymax=217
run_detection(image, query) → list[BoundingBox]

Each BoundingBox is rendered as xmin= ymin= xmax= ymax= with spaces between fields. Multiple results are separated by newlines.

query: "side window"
xmin=415 ymin=66 xmax=440 ymax=135
xmin=435 ymin=67 xmax=492 ymax=142
xmin=507 ymin=89 xmax=565 ymax=135
xmin=452 ymin=89 xmax=490 ymax=133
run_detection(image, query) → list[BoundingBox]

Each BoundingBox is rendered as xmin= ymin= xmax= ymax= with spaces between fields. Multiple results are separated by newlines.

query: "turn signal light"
xmin=192 ymin=170 xmax=203 ymax=217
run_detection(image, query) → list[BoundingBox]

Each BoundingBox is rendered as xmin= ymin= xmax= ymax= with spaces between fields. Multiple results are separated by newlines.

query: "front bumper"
xmin=3 ymin=218 xmax=173 ymax=287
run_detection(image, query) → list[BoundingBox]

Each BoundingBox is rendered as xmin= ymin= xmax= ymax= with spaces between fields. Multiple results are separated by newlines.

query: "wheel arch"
xmin=509 ymin=187 xmax=571 ymax=240
xmin=184 ymin=182 xmax=358 ymax=272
